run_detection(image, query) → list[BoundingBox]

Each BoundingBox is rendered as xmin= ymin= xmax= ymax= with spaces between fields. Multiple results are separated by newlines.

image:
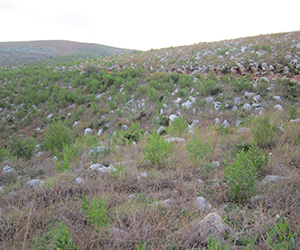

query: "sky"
xmin=0 ymin=0 xmax=299 ymax=51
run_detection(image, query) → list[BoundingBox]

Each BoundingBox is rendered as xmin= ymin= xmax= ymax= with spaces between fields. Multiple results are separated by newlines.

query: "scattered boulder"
xmin=76 ymin=177 xmax=84 ymax=184
xmin=262 ymin=175 xmax=290 ymax=184
xmin=211 ymin=161 xmax=221 ymax=167
xmin=26 ymin=179 xmax=45 ymax=188
xmin=97 ymin=129 xmax=103 ymax=136
xmin=195 ymin=197 xmax=212 ymax=211
xmin=244 ymin=92 xmax=256 ymax=99
xmin=84 ymin=128 xmax=92 ymax=135
xmin=242 ymin=103 xmax=252 ymax=112
xmin=192 ymin=213 xmax=231 ymax=243
xmin=161 ymin=199 xmax=175 ymax=209
xmin=274 ymin=104 xmax=283 ymax=111
xmin=165 ymin=137 xmax=185 ymax=143
xmin=157 ymin=126 xmax=166 ymax=134
xmin=169 ymin=114 xmax=178 ymax=122
xmin=222 ymin=120 xmax=230 ymax=128
xmin=261 ymin=62 xmax=268 ymax=71
xmin=192 ymin=120 xmax=200 ymax=127
xmin=273 ymin=96 xmax=281 ymax=101
xmin=3 ymin=165 xmax=14 ymax=173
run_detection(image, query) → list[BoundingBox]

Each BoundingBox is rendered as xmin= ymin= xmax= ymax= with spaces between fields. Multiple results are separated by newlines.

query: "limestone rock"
xmin=26 ymin=179 xmax=45 ymax=188
xmin=262 ymin=175 xmax=289 ymax=184
xmin=3 ymin=165 xmax=14 ymax=173
xmin=84 ymin=128 xmax=92 ymax=135
xmin=192 ymin=213 xmax=231 ymax=243
xmin=274 ymin=104 xmax=283 ymax=111
xmin=243 ymin=103 xmax=251 ymax=112
xmin=76 ymin=177 xmax=84 ymax=184
xmin=169 ymin=114 xmax=178 ymax=122
xmin=165 ymin=137 xmax=185 ymax=143
xmin=195 ymin=197 xmax=212 ymax=211
xmin=244 ymin=92 xmax=256 ymax=99
xmin=222 ymin=120 xmax=230 ymax=128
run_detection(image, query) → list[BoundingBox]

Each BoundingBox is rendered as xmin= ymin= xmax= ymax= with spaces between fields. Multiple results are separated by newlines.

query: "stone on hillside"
xmin=139 ymin=173 xmax=147 ymax=178
xmin=232 ymin=105 xmax=238 ymax=111
xmin=222 ymin=120 xmax=230 ymax=128
xmin=236 ymin=120 xmax=242 ymax=126
xmin=273 ymin=96 xmax=281 ymax=101
xmin=244 ymin=92 xmax=256 ymax=99
xmin=297 ymin=43 xmax=300 ymax=49
xmin=88 ymin=146 xmax=105 ymax=155
xmin=169 ymin=114 xmax=178 ymax=122
xmin=182 ymin=100 xmax=192 ymax=109
xmin=283 ymin=66 xmax=289 ymax=75
xmin=263 ymin=175 xmax=290 ymax=184
xmin=215 ymin=118 xmax=220 ymax=125
xmin=214 ymin=102 xmax=221 ymax=111
xmin=290 ymin=118 xmax=300 ymax=123
xmin=26 ymin=179 xmax=45 ymax=188
xmin=274 ymin=104 xmax=283 ymax=111
xmin=195 ymin=197 xmax=212 ymax=211
xmin=205 ymin=97 xmax=214 ymax=103
xmin=157 ymin=126 xmax=166 ymax=134
xmin=234 ymin=97 xmax=241 ymax=105
xmin=122 ymin=125 xmax=128 ymax=131
xmin=3 ymin=165 xmax=14 ymax=173
xmin=97 ymin=165 xmax=115 ymax=175
xmin=97 ymin=129 xmax=103 ymax=136
xmin=262 ymin=62 xmax=268 ymax=71
xmin=165 ymin=137 xmax=185 ymax=143
xmin=192 ymin=120 xmax=200 ymax=127
xmin=193 ymin=108 xmax=196 ymax=114
xmin=47 ymin=114 xmax=53 ymax=119
xmin=84 ymin=128 xmax=92 ymax=135
xmin=0 ymin=186 xmax=4 ymax=192
xmin=76 ymin=177 xmax=84 ymax=184
xmin=192 ymin=213 xmax=231 ymax=243
xmin=243 ymin=103 xmax=252 ymax=112
xmin=89 ymin=163 xmax=103 ymax=170
xmin=253 ymin=95 xmax=261 ymax=103
xmin=290 ymin=59 xmax=299 ymax=67
xmin=73 ymin=121 xmax=79 ymax=126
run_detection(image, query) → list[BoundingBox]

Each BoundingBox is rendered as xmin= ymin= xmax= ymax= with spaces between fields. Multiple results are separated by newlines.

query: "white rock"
xmin=169 ymin=114 xmax=178 ymax=122
xmin=73 ymin=121 xmax=79 ymax=126
xmin=0 ymin=186 xmax=4 ymax=192
xmin=84 ymin=128 xmax=92 ymax=135
xmin=211 ymin=161 xmax=221 ymax=167
xmin=195 ymin=197 xmax=212 ymax=211
xmin=273 ymin=96 xmax=281 ymax=101
xmin=205 ymin=97 xmax=214 ymax=103
xmin=274 ymin=104 xmax=283 ymax=111
xmin=157 ymin=126 xmax=166 ymax=134
xmin=97 ymin=129 xmax=103 ymax=136
xmin=243 ymin=103 xmax=252 ymax=111
xmin=47 ymin=114 xmax=53 ymax=119
xmin=192 ymin=120 xmax=200 ymax=127
xmin=76 ymin=177 xmax=84 ymax=184
xmin=26 ymin=179 xmax=45 ymax=188
xmin=89 ymin=163 xmax=102 ymax=170
xmin=290 ymin=118 xmax=300 ymax=123
xmin=244 ymin=92 xmax=256 ymax=99
xmin=165 ymin=137 xmax=185 ymax=143
xmin=122 ymin=125 xmax=128 ymax=131
xmin=182 ymin=100 xmax=192 ymax=109
xmin=236 ymin=120 xmax=242 ymax=126
xmin=253 ymin=95 xmax=261 ymax=103
xmin=261 ymin=62 xmax=268 ymax=71
xmin=215 ymin=118 xmax=220 ymax=125
xmin=161 ymin=199 xmax=174 ymax=209
xmin=222 ymin=120 xmax=230 ymax=128
xmin=3 ymin=165 xmax=14 ymax=173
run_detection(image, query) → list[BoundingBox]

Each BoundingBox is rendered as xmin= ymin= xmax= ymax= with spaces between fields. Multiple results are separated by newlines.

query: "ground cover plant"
xmin=0 ymin=31 xmax=300 ymax=249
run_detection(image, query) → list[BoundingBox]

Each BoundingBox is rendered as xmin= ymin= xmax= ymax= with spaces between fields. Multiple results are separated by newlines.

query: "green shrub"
xmin=82 ymin=193 xmax=110 ymax=234
xmin=54 ymin=222 xmax=76 ymax=250
xmin=223 ymin=149 xmax=257 ymax=202
xmin=246 ymin=139 xmax=269 ymax=173
xmin=124 ymin=122 xmax=143 ymax=142
xmin=186 ymin=133 xmax=212 ymax=164
xmin=168 ymin=116 xmax=188 ymax=138
xmin=147 ymin=86 xmax=159 ymax=102
xmin=9 ymin=135 xmax=37 ymax=161
xmin=44 ymin=120 xmax=75 ymax=155
xmin=252 ymin=116 xmax=275 ymax=147
xmin=143 ymin=130 xmax=173 ymax=167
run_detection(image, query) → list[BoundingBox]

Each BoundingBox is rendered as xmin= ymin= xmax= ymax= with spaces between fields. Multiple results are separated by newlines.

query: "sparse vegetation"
xmin=0 ymin=31 xmax=300 ymax=249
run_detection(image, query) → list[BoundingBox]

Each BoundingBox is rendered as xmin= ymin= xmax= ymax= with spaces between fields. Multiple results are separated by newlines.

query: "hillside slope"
xmin=0 ymin=31 xmax=300 ymax=249
xmin=0 ymin=40 xmax=133 ymax=66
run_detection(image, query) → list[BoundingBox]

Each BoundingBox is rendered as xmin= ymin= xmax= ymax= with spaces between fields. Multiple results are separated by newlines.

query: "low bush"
xmin=143 ymin=130 xmax=173 ymax=167
xmin=223 ymin=149 xmax=257 ymax=202
xmin=186 ymin=133 xmax=212 ymax=164
xmin=9 ymin=135 xmax=37 ymax=161
xmin=44 ymin=120 xmax=75 ymax=155
xmin=168 ymin=116 xmax=189 ymax=138
xmin=252 ymin=116 xmax=276 ymax=147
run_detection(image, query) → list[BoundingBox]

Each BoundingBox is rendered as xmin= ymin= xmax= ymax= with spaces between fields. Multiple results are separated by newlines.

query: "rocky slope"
xmin=0 ymin=31 xmax=300 ymax=249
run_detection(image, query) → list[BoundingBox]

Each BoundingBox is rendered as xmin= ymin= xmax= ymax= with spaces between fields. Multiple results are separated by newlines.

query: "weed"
xmin=223 ymin=149 xmax=257 ymax=202
xmin=8 ymin=135 xmax=37 ymax=161
xmin=136 ymin=238 xmax=149 ymax=250
xmin=143 ymin=129 xmax=173 ymax=167
xmin=168 ymin=116 xmax=189 ymax=138
xmin=54 ymin=222 xmax=76 ymax=250
xmin=252 ymin=116 xmax=276 ymax=147
xmin=82 ymin=193 xmax=110 ymax=234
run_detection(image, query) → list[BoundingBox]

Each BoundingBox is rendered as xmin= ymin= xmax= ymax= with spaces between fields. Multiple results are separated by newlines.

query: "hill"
xmin=0 ymin=40 xmax=133 ymax=66
xmin=0 ymin=31 xmax=300 ymax=249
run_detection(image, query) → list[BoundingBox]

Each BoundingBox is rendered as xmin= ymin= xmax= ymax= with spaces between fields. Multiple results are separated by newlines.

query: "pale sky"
xmin=0 ymin=0 xmax=299 ymax=51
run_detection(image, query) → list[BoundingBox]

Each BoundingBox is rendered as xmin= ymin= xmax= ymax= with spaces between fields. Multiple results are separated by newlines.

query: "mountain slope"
xmin=0 ymin=31 xmax=300 ymax=249
xmin=0 ymin=40 xmax=134 ymax=66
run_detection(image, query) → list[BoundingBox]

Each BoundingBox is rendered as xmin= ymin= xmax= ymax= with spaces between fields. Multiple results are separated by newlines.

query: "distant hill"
xmin=0 ymin=40 xmax=134 ymax=66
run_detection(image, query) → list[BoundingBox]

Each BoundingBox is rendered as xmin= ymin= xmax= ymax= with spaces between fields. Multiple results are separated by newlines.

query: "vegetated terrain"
xmin=0 ymin=31 xmax=300 ymax=249
xmin=0 ymin=40 xmax=133 ymax=66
